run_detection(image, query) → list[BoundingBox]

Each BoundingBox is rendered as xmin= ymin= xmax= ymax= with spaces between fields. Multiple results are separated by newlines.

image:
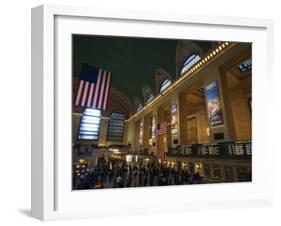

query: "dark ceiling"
xmin=72 ymin=35 xmax=213 ymax=104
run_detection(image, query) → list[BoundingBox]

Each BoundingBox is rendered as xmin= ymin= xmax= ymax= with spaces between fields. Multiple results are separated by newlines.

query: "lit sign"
xmin=205 ymin=81 xmax=224 ymax=127
xmin=139 ymin=121 xmax=143 ymax=145
xmin=151 ymin=115 xmax=156 ymax=139
xmin=171 ymin=103 xmax=178 ymax=134
xmin=180 ymin=54 xmax=201 ymax=75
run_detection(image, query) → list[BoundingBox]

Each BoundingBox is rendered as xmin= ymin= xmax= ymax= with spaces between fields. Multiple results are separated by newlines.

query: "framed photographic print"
xmin=31 ymin=4 xmax=274 ymax=221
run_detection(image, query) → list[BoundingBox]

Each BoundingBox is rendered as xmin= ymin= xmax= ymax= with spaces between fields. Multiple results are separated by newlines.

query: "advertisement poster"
xmin=206 ymin=81 xmax=224 ymax=127
xmin=171 ymin=103 xmax=178 ymax=134
xmin=139 ymin=121 xmax=144 ymax=145
xmin=151 ymin=115 xmax=156 ymax=139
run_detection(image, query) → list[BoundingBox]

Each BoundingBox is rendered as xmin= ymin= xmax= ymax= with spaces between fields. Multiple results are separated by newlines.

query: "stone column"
xmin=232 ymin=166 xmax=239 ymax=182
xmin=133 ymin=119 xmax=140 ymax=149
xmin=200 ymin=163 xmax=205 ymax=176
xmin=186 ymin=162 xmax=191 ymax=174
xmin=179 ymin=92 xmax=188 ymax=145
xmin=220 ymin=165 xmax=226 ymax=182
xmin=210 ymin=164 xmax=215 ymax=178
xmin=143 ymin=114 xmax=150 ymax=149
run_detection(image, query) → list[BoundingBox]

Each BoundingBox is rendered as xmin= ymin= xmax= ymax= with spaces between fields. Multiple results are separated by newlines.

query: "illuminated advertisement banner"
xmin=139 ymin=121 xmax=144 ymax=145
xmin=206 ymin=81 xmax=224 ymax=127
xmin=171 ymin=103 xmax=178 ymax=134
xmin=151 ymin=115 xmax=156 ymax=139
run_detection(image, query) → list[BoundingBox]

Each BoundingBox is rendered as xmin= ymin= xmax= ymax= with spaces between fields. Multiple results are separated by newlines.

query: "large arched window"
xmin=142 ymin=85 xmax=154 ymax=105
xmin=107 ymin=112 xmax=125 ymax=141
xmin=133 ymin=97 xmax=143 ymax=112
xmin=146 ymin=92 xmax=154 ymax=104
xmin=136 ymin=103 xmax=143 ymax=112
xmin=78 ymin=108 xmax=101 ymax=140
xmin=180 ymin=53 xmax=201 ymax=75
xmin=159 ymin=79 xmax=172 ymax=93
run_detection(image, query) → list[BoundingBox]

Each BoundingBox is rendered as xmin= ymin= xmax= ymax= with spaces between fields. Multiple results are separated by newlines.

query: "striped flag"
xmin=157 ymin=122 xmax=167 ymax=136
xmin=74 ymin=64 xmax=112 ymax=110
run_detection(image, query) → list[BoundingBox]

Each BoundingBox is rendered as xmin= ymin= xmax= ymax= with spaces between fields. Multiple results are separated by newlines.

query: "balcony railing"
xmin=167 ymin=140 xmax=252 ymax=159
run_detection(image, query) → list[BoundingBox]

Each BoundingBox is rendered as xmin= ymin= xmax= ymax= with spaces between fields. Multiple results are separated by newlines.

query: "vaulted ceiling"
xmin=72 ymin=35 xmax=214 ymax=105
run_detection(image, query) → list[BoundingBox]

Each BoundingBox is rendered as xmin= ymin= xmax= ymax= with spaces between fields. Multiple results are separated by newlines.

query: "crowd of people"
xmin=73 ymin=156 xmax=202 ymax=190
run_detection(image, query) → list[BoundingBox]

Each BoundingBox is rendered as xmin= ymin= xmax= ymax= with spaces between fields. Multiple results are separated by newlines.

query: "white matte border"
xmin=31 ymin=4 xmax=274 ymax=221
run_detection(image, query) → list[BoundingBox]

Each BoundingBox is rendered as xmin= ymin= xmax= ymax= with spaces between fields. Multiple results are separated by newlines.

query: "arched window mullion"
xmin=159 ymin=78 xmax=172 ymax=93
xmin=145 ymin=92 xmax=154 ymax=104
xmin=180 ymin=52 xmax=201 ymax=75
xmin=136 ymin=103 xmax=143 ymax=111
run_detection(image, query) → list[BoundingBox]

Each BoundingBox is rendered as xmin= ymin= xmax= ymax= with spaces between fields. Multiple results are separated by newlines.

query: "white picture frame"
xmin=31 ymin=4 xmax=274 ymax=221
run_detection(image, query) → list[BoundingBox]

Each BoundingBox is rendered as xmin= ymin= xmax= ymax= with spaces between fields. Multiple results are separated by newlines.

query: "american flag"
xmin=157 ymin=122 xmax=167 ymax=136
xmin=74 ymin=64 xmax=112 ymax=110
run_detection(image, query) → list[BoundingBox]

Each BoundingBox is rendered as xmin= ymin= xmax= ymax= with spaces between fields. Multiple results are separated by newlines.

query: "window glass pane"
xmin=159 ymin=79 xmax=172 ymax=93
xmin=146 ymin=92 xmax=154 ymax=104
xmin=238 ymin=59 xmax=252 ymax=72
xmin=180 ymin=54 xmax=201 ymax=75
xmin=135 ymin=103 xmax=142 ymax=112
xmin=78 ymin=108 xmax=101 ymax=140
xmin=107 ymin=112 xmax=125 ymax=141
